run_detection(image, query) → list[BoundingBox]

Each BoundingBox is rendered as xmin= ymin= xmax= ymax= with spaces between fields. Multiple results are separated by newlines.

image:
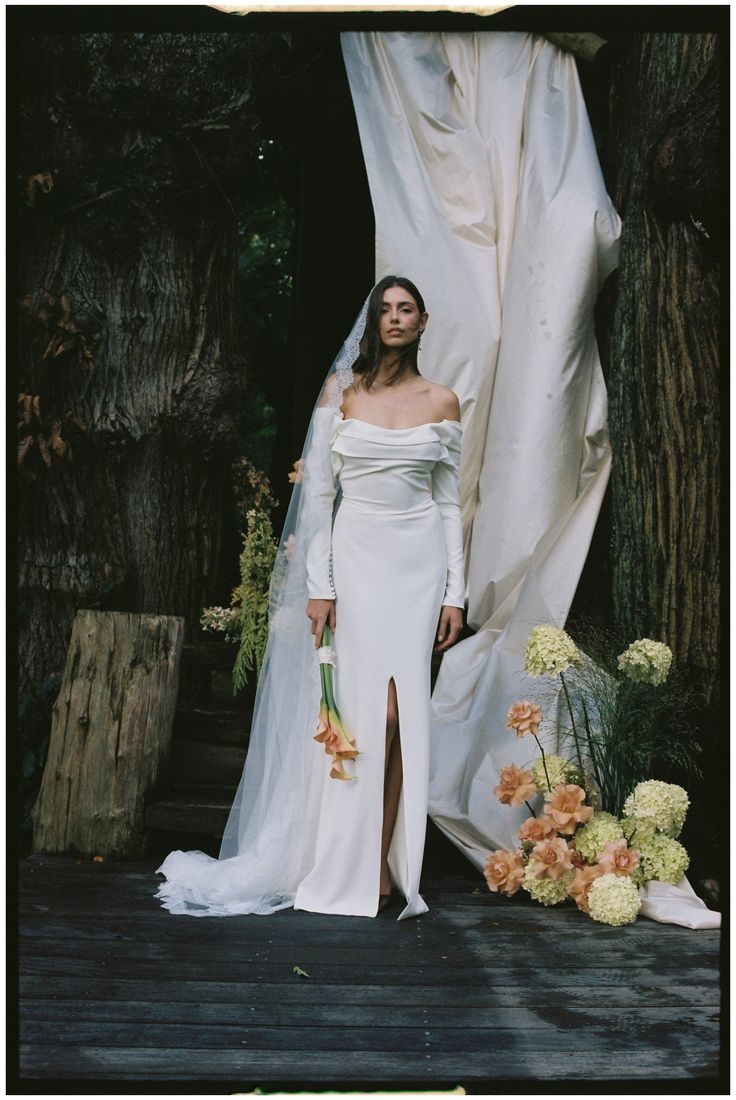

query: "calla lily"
xmin=314 ymin=625 xmax=359 ymax=779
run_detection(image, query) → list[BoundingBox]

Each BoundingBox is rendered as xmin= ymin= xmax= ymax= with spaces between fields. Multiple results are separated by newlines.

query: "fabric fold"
xmin=342 ymin=31 xmax=719 ymax=930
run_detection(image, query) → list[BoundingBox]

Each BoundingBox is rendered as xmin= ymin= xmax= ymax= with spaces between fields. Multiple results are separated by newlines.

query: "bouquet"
xmin=313 ymin=624 xmax=359 ymax=781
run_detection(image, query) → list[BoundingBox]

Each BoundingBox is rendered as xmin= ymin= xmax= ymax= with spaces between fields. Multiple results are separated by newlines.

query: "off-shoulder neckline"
xmin=336 ymin=414 xmax=461 ymax=431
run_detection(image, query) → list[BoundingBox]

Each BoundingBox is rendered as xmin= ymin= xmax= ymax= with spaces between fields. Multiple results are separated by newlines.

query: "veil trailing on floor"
xmin=154 ymin=292 xmax=371 ymax=915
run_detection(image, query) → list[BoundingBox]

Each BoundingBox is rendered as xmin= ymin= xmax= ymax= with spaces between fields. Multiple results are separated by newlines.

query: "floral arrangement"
xmin=201 ymin=461 xmax=279 ymax=691
xmin=483 ymin=624 xmax=694 ymax=926
xmin=512 ymin=622 xmax=701 ymax=815
xmin=313 ymin=624 xmax=359 ymax=780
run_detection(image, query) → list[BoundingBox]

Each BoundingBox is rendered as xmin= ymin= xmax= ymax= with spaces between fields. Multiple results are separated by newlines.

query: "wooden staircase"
xmin=144 ymin=639 xmax=254 ymax=858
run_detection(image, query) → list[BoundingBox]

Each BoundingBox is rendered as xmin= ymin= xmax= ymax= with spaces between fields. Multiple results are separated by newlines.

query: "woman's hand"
xmin=306 ymin=598 xmax=336 ymax=649
xmin=434 ymin=605 xmax=463 ymax=653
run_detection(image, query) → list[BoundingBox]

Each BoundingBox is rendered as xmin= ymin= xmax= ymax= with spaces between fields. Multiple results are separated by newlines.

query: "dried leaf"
xmin=17 ymin=436 xmax=35 ymax=465
xmin=37 ymin=433 xmax=51 ymax=467
xmin=26 ymin=172 xmax=54 ymax=204
xmin=292 ymin=965 xmax=310 ymax=979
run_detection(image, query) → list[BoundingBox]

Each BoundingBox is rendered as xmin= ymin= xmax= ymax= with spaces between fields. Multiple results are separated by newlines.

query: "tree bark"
xmin=604 ymin=33 xmax=720 ymax=709
xmin=32 ymin=610 xmax=184 ymax=858
xmin=15 ymin=32 xmax=266 ymax=695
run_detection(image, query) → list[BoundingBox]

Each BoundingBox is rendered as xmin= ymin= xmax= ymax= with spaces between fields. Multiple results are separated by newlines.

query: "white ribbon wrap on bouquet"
xmin=317 ymin=645 xmax=337 ymax=667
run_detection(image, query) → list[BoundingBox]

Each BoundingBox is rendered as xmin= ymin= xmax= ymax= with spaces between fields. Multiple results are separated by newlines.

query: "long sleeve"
xmin=431 ymin=429 xmax=466 ymax=609
xmin=304 ymin=407 xmax=338 ymax=600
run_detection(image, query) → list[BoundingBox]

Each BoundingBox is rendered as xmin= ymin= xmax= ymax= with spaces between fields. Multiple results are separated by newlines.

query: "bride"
xmin=154 ymin=275 xmax=465 ymax=920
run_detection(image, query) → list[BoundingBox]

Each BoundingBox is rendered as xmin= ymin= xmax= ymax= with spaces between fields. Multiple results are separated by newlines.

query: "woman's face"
xmin=378 ymin=285 xmax=428 ymax=351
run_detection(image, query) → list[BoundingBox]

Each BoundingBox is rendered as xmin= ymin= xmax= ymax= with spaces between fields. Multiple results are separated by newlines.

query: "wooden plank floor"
xmin=14 ymin=853 xmax=722 ymax=1090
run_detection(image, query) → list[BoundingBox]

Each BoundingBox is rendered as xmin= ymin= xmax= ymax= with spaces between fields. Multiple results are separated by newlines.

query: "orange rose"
xmin=506 ymin=700 xmax=543 ymax=738
xmin=544 ymin=784 xmax=594 ymax=835
xmin=567 ymin=840 xmax=585 ymax=869
xmin=567 ymin=864 xmax=605 ymax=912
xmin=598 ymin=838 xmax=641 ymax=877
xmin=484 ymin=849 xmax=526 ymax=896
xmin=530 ymin=836 xmax=574 ymax=881
xmin=493 ymin=764 xmax=538 ymax=806
xmin=518 ymin=816 xmax=556 ymax=844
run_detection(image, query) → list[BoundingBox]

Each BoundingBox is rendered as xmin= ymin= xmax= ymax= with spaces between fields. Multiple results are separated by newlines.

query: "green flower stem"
xmin=532 ymin=735 xmax=552 ymax=792
xmin=580 ymin=695 xmax=605 ymax=798
xmin=559 ymin=670 xmax=587 ymax=785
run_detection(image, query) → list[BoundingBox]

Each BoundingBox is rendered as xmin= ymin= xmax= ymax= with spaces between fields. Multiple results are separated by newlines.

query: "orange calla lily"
xmin=314 ymin=625 xmax=359 ymax=779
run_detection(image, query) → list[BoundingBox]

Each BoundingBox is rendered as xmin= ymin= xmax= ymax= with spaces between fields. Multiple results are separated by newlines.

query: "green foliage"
xmin=558 ymin=618 xmax=704 ymax=817
xmin=232 ymin=508 xmax=279 ymax=693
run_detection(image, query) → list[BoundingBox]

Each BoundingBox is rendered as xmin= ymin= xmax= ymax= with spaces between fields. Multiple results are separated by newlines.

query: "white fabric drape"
xmin=341 ymin=30 xmax=719 ymax=930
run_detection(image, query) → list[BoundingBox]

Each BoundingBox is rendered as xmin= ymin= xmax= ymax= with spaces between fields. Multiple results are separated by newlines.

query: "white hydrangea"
xmin=620 ymin=815 xmax=657 ymax=846
xmin=617 ymin=639 xmax=673 ymax=686
xmin=524 ymin=625 xmax=580 ymax=677
xmin=573 ymin=812 xmax=624 ymax=862
xmin=529 ymin=754 xmax=584 ymax=793
xmin=521 ymin=862 xmax=572 ymax=906
xmin=587 ymin=873 xmax=641 ymax=926
xmin=633 ymin=834 xmax=690 ymax=886
xmin=622 ymin=780 xmax=690 ymax=839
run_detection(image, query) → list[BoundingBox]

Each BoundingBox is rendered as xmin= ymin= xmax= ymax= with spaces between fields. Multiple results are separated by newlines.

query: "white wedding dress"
xmin=154 ymin=405 xmax=465 ymax=921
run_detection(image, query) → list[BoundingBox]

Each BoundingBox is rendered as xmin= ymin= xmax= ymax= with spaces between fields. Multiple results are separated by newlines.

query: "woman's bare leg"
xmin=380 ymin=677 xmax=403 ymax=896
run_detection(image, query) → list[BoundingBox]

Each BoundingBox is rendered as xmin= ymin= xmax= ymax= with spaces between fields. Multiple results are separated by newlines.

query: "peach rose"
xmin=493 ymin=764 xmax=538 ymax=806
xmin=544 ymin=784 xmax=594 ymax=835
xmin=518 ymin=816 xmax=556 ymax=844
xmin=598 ymin=838 xmax=641 ymax=877
xmin=530 ymin=836 xmax=574 ymax=881
xmin=506 ymin=700 xmax=543 ymax=738
xmin=567 ymin=864 xmax=605 ymax=912
xmin=484 ymin=849 xmax=526 ymax=896
xmin=567 ymin=841 xmax=585 ymax=869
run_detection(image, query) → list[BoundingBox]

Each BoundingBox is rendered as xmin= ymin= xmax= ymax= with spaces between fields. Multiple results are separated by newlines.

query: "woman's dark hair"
xmin=351 ymin=275 xmax=426 ymax=390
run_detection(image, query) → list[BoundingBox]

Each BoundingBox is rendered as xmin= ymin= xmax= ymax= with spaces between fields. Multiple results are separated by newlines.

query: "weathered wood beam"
xmin=537 ymin=32 xmax=608 ymax=65
xmin=31 ymin=610 xmax=184 ymax=858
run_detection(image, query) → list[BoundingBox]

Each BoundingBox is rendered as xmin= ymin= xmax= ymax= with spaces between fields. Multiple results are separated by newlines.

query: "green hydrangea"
xmin=617 ymin=638 xmax=673 ymax=686
xmin=529 ymin=754 xmax=584 ymax=793
xmin=620 ymin=815 xmax=657 ymax=846
xmin=632 ymin=834 xmax=690 ymax=886
xmin=524 ymin=624 xmax=580 ymax=677
xmin=521 ymin=862 xmax=572 ymax=907
xmin=587 ymin=872 xmax=641 ymax=926
xmin=622 ymin=780 xmax=689 ymax=839
xmin=573 ymin=812 xmax=624 ymax=862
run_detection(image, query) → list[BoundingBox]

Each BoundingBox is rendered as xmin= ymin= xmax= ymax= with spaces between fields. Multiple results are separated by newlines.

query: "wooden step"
xmin=168 ymin=742 xmax=247 ymax=786
xmin=145 ymin=787 xmax=235 ymax=837
xmin=172 ymin=706 xmax=252 ymax=746
xmin=180 ymin=640 xmax=241 ymax=672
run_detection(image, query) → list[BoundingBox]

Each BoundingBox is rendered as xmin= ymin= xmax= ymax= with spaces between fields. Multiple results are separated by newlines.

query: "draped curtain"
xmin=341 ymin=30 xmax=620 ymax=861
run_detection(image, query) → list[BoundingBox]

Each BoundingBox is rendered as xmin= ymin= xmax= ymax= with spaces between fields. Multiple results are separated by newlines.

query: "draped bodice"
xmin=330 ymin=414 xmax=463 ymax=513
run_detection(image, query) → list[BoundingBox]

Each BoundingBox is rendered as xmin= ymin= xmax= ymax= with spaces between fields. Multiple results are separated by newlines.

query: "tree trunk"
xmin=15 ymin=32 xmax=265 ymax=695
xmin=604 ymin=33 xmax=720 ymax=709
xmin=32 ymin=610 xmax=184 ymax=858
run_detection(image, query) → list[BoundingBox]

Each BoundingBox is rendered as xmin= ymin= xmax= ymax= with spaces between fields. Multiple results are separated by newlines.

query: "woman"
xmin=154 ymin=276 xmax=465 ymax=920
